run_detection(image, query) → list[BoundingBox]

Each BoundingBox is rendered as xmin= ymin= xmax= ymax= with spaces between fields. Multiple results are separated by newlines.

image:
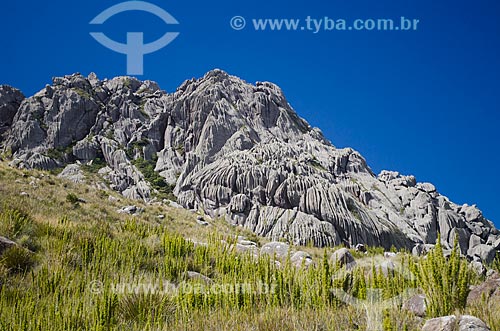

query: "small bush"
xmin=0 ymin=207 xmax=39 ymax=251
xmin=66 ymin=193 xmax=80 ymax=204
xmin=413 ymin=235 xmax=472 ymax=317
xmin=132 ymin=157 xmax=176 ymax=201
xmin=0 ymin=245 xmax=36 ymax=273
xmin=491 ymin=253 xmax=500 ymax=274
xmin=0 ymin=207 xmax=32 ymax=238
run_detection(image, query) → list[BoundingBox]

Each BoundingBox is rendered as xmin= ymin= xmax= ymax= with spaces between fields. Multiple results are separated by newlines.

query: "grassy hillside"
xmin=0 ymin=162 xmax=499 ymax=330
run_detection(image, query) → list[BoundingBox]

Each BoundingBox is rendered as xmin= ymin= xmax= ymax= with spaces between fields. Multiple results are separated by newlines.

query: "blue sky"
xmin=1 ymin=0 xmax=499 ymax=225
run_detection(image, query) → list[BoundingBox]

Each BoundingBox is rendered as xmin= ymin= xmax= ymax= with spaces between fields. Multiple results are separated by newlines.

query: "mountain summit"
xmin=0 ymin=70 xmax=498 ymax=261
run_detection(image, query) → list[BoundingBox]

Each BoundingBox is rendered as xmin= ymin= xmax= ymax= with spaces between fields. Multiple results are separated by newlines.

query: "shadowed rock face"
xmin=1 ymin=70 xmax=498 ymax=255
xmin=0 ymin=85 xmax=25 ymax=139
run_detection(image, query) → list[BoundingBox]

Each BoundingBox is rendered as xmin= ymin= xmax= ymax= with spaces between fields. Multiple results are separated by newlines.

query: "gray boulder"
xmin=493 ymin=238 xmax=500 ymax=250
xmin=468 ymin=244 xmax=497 ymax=264
xmin=232 ymin=237 xmax=258 ymax=254
xmin=402 ymin=294 xmax=426 ymax=317
xmin=10 ymin=152 xmax=59 ymax=170
xmin=73 ymin=139 xmax=100 ymax=162
xmin=417 ymin=182 xmax=436 ymax=193
xmin=196 ymin=216 xmax=209 ymax=226
xmin=412 ymin=243 xmax=435 ymax=257
xmin=117 ymin=205 xmax=142 ymax=215
xmin=458 ymin=315 xmax=490 ymax=331
xmin=58 ymin=164 xmax=85 ymax=183
xmin=355 ymin=243 xmax=367 ymax=252
xmin=260 ymin=241 xmax=290 ymax=260
xmin=331 ymin=248 xmax=356 ymax=268
xmin=238 ymin=239 xmax=257 ymax=247
xmin=233 ymin=243 xmax=258 ymax=255
xmin=290 ymin=251 xmax=313 ymax=267
xmin=422 ymin=315 xmax=457 ymax=331
xmin=422 ymin=315 xmax=490 ymax=331
xmin=467 ymin=272 xmax=500 ymax=305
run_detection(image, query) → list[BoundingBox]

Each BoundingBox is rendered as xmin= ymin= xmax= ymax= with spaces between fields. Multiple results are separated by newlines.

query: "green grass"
xmin=0 ymin=206 xmax=40 ymax=251
xmin=81 ymin=157 xmax=107 ymax=173
xmin=73 ymin=87 xmax=92 ymax=99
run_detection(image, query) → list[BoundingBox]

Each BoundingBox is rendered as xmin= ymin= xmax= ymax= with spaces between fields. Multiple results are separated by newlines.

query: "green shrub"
xmin=45 ymin=143 xmax=76 ymax=160
xmin=413 ymin=235 xmax=472 ymax=317
xmin=491 ymin=253 xmax=500 ymax=274
xmin=0 ymin=207 xmax=33 ymax=238
xmin=0 ymin=207 xmax=39 ymax=251
xmin=66 ymin=193 xmax=80 ymax=204
xmin=132 ymin=157 xmax=176 ymax=201
xmin=81 ymin=158 xmax=107 ymax=173
xmin=0 ymin=245 xmax=36 ymax=273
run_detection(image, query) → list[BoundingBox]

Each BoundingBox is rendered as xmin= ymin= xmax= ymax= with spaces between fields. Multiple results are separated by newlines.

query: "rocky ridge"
xmin=0 ymin=70 xmax=498 ymax=262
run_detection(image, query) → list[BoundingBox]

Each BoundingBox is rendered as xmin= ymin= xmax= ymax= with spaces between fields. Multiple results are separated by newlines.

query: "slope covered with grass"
xmin=0 ymin=162 xmax=499 ymax=331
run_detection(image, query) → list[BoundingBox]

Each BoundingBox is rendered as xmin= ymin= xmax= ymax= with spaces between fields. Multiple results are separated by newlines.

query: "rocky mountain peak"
xmin=0 ymin=70 xmax=498 ymax=262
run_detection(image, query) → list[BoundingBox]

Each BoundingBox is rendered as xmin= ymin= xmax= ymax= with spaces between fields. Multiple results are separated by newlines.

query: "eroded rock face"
xmin=0 ymin=85 xmax=25 ymax=139
xmin=1 ymin=70 xmax=498 ymax=256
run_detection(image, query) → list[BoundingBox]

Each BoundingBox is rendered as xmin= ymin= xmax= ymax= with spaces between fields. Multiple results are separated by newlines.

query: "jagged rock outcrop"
xmin=0 ymin=85 xmax=25 ymax=140
xmin=1 ymin=70 xmax=498 ymax=258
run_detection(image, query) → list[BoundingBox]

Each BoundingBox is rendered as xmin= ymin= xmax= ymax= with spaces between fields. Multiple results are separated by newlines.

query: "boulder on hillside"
xmin=331 ymin=248 xmax=356 ymax=268
xmin=260 ymin=242 xmax=290 ymax=260
xmin=467 ymin=272 xmax=500 ymax=305
xmin=58 ymin=164 xmax=85 ymax=183
xmin=402 ymin=293 xmax=426 ymax=317
xmin=422 ymin=315 xmax=490 ymax=331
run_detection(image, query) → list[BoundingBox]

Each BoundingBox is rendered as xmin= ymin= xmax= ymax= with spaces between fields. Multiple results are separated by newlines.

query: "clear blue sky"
xmin=1 ymin=0 xmax=499 ymax=226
